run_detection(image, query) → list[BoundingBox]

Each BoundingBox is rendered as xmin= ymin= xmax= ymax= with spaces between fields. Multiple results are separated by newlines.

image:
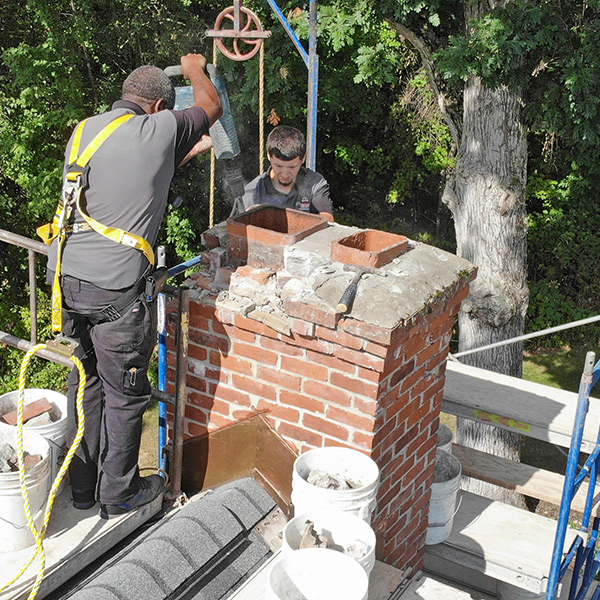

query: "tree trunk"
xmin=442 ymin=75 xmax=529 ymax=503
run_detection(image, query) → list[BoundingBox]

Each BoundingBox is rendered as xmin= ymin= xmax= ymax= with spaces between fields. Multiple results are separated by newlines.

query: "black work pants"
xmin=60 ymin=274 xmax=157 ymax=505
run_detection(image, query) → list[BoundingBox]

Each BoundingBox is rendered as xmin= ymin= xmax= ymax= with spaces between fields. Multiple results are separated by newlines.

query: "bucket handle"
xmin=428 ymin=493 xmax=463 ymax=528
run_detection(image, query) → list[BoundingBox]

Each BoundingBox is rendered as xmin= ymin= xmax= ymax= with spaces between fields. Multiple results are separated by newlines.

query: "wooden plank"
xmin=2 ymin=491 xmax=163 ymax=600
xmin=443 ymin=360 xmax=600 ymax=453
xmin=452 ymin=444 xmax=600 ymax=516
xmin=398 ymin=572 xmax=495 ymax=600
xmin=425 ymin=490 xmax=580 ymax=593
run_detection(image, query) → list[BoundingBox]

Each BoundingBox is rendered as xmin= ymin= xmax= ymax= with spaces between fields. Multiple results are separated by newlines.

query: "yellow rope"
xmin=0 ymin=345 xmax=86 ymax=600
xmin=258 ymin=42 xmax=265 ymax=174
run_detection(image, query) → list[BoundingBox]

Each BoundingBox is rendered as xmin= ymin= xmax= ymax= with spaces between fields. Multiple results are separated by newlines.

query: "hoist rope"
xmin=258 ymin=42 xmax=265 ymax=174
xmin=208 ymin=40 xmax=219 ymax=229
xmin=0 ymin=345 xmax=86 ymax=600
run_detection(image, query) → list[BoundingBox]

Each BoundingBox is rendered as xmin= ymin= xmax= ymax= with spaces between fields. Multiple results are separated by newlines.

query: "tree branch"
xmin=387 ymin=19 xmax=461 ymax=147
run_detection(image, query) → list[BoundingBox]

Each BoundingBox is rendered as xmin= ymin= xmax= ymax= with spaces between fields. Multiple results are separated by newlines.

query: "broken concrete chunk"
xmin=0 ymin=442 xmax=42 ymax=473
xmin=307 ymin=468 xmax=359 ymax=490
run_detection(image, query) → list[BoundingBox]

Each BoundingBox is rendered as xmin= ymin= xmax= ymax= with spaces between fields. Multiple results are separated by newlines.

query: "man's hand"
xmin=179 ymin=135 xmax=213 ymax=167
xmin=181 ymin=53 xmax=208 ymax=79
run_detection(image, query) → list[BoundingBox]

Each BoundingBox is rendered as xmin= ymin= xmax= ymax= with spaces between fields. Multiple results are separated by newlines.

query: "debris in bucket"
xmin=298 ymin=520 xmax=370 ymax=560
xmin=1 ymin=397 xmax=56 ymax=426
xmin=0 ymin=442 xmax=42 ymax=472
xmin=307 ymin=468 xmax=359 ymax=490
xmin=433 ymin=451 xmax=459 ymax=483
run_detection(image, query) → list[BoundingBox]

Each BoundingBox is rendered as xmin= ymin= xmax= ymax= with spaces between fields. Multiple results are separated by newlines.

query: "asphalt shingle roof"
xmin=65 ymin=477 xmax=277 ymax=600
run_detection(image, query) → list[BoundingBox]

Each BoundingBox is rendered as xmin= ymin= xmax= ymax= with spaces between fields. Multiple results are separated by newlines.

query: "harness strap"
xmin=48 ymin=113 xmax=156 ymax=334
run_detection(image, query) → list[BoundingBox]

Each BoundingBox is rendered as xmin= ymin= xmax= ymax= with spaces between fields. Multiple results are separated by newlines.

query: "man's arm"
xmin=181 ymin=53 xmax=223 ymax=126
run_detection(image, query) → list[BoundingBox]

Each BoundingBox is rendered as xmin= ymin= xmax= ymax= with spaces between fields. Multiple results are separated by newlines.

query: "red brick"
xmin=363 ymin=340 xmax=389 ymax=359
xmin=234 ymin=264 xmax=276 ymax=285
xmin=282 ymin=356 xmax=328 ymax=381
xmin=234 ymin=314 xmax=279 ymax=339
xmin=207 ymin=413 xmax=233 ymax=431
xmin=208 ymin=352 xmax=253 ymax=376
xmin=303 ymin=413 xmax=350 ymax=442
xmin=352 ymin=430 xmax=375 ymax=450
xmin=388 ymin=358 xmax=416 ymax=389
xmin=278 ymin=421 xmax=323 ymax=448
xmin=339 ymin=317 xmax=393 ymax=345
xmin=190 ymin=300 xmax=217 ymax=320
xmin=189 ymin=329 xmax=230 ymax=353
xmin=209 ymin=397 xmax=234 ymax=417
xmin=326 ymin=405 xmax=375 ymax=431
xmin=292 ymin=319 xmax=315 ymax=337
xmin=330 ymin=371 xmax=379 ymax=398
xmin=187 ymin=420 xmax=210 ymax=438
xmin=314 ymin=325 xmax=364 ymax=350
xmin=188 ymin=390 xmax=212 ymax=409
xmin=354 ymin=396 xmax=378 ymax=417
xmin=231 ymin=374 xmax=277 ymax=401
xmin=401 ymin=366 xmax=426 ymax=394
xmin=261 ymin=336 xmax=305 ymax=357
xmin=334 ymin=346 xmax=386 ymax=373
xmin=303 ymin=380 xmax=352 ymax=407
xmin=189 ymin=313 xmax=210 ymax=331
xmin=306 ymin=349 xmax=355 ymax=374
xmin=415 ymin=339 xmax=442 ymax=368
xmin=283 ymin=296 xmax=338 ymax=328
xmin=186 ymin=374 xmax=208 ymax=392
xmin=284 ymin=332 xmax=335 ymax=355
xmin=280 ymin=390 xmax=325 ymax=414
xmin=184 ymin=404 xmax=209 ymax=424
xmin=256 ymin=399 xmax=300 ymax=423
xmin=221 ymin=323 xmax=256 ymax=343
xmin=215 ymin=384 xmax=252 ymax=407
xmin=233 ymin=341 xmax=278 ymax=365
xmin=357 ymin=366 xmax=385 ymax=386
xmin=257 ymin=365 xmax=302 ymax=392
xmin=188 ymin=344 xmax=208 ymax=362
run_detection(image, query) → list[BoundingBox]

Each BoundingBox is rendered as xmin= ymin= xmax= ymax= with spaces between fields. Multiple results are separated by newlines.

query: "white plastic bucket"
xmin=437 ymin=423 xmax=453 ymax=454
xmin=267 ymin=548 xmax=369 ymax=600
xmin=0 ymin=389 xmax=68 ymax=494
xmin=291 ymin=447 xmax=379 ymax=523
xmin=282 ymin=509 xmax=376 ymax=575
xmin=497 ymin=582 xmax=545 ymax=600
xmin=426 ymin=449 xmax=462 ymax=545
xmin=0 ymin=427 xmax=50 ymax=552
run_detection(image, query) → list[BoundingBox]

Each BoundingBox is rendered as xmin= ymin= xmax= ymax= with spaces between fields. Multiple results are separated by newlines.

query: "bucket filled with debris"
xmin=0 ymin=389 xmax=68 ymax=493
xmin=436 ymin=423 xmax=453 ymax=454
xmin=282 ymin=509 xmax=376 ymax=575
xmin=268 ymin=548 xmax=369 ymax=600
xmin=0 ymin=427 xmax=50 ymax=552
xmin=426 ymin=448 xmax=462 ymax=545
xmin=291 ymin=447 xmax=379 ymax=523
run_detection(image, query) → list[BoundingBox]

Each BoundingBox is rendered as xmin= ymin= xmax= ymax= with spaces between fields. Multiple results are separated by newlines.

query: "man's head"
xmin=122 ymin=65 xmax=176 ymax=113
xmin=266 ymin=126 xmax=306 ymax=191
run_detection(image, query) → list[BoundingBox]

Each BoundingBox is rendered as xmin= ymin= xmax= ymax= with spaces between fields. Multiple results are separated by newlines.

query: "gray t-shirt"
xmin=48 ymin=101 xmax=209 ymax=289
xmin=242 ymin=167 xmax=333 ymax=215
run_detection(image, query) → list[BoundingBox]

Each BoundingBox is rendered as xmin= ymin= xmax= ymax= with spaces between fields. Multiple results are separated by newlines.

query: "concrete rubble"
xmin=197 ymin=221 xmax=473 ymax=332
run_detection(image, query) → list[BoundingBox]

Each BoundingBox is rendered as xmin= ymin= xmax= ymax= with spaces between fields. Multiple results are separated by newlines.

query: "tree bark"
xmin=443 ymin=75 xmax=529 ymax=503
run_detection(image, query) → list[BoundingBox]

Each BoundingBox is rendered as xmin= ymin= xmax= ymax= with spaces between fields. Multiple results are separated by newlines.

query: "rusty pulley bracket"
xmin=206 ymin=0 xmax=271 ymax=61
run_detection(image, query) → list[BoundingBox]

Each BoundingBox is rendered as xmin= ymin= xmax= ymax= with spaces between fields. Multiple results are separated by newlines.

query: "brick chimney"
xmin=166 ymin=208 xmax=475 ymax=573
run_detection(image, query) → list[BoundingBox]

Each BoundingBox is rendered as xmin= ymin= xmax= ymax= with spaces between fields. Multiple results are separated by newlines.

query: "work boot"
xmin=72 ymin=488 xmax=96 ymax=510
xmin=99 ymin=474 xmax=165 ymax=520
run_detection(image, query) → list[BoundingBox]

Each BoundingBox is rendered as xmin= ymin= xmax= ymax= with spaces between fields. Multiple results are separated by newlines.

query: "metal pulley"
xmin=206 ymin=0 xmax=271 ymax=61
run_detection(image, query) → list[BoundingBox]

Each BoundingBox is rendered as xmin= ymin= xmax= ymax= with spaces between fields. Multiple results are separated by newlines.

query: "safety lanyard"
xmin=49 ymin=113 xmax=156 ymax=334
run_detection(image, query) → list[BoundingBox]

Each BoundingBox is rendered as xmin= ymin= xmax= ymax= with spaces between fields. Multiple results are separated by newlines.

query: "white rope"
xmin=450 ymin=314 xmax=600 ymax=360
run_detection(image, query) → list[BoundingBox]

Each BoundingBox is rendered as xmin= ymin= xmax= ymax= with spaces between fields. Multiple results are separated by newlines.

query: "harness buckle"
xmin=46 ymin=336 xmax=79 ymax=357
xmin=99 ymin=304 xmax=122 ymax=322
xmin=65 ymin=163 xmax=90 ymax=190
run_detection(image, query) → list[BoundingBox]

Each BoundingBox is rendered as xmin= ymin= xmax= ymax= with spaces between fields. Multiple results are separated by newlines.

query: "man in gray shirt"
xmin=46 ymin=54 xmax=222 ymax=518
xmin=242 ymin=126 xmax=334 ymax=221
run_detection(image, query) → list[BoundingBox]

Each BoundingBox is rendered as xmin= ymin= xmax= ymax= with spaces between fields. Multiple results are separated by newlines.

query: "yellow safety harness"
xmin=37 ymin=113 xmax=156 ymax=334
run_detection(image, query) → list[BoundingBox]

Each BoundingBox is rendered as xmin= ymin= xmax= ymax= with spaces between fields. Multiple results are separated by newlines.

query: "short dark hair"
xmin=266 ymin=126 xmax=306 ymax=161
xmin=122 ymin=65 xmax=176 ymax=110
